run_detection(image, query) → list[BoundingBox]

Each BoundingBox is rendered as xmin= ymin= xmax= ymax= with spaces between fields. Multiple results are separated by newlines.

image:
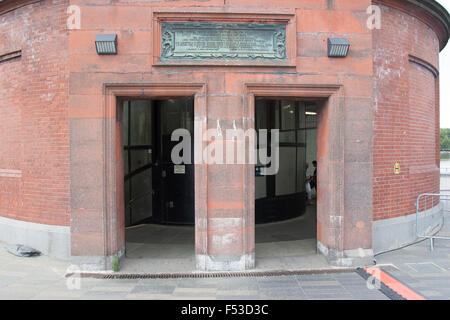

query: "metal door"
xmin=152 ymin=99 xmax=194 ymax=224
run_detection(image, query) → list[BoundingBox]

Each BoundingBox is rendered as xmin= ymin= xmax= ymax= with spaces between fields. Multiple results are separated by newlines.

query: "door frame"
xmin=102 ymin=83 xmax=207 ymax=263
xmin=71 ymin=81 xmax=372 ymax=269
xmin=244 ymin=83 xmax=348 ymax=265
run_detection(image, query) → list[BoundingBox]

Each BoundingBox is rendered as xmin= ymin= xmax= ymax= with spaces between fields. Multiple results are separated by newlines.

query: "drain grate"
xmin=66 ymin=268 xmax=356 ymax=280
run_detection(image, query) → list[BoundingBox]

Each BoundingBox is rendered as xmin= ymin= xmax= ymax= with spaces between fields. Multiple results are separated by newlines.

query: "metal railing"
xmin=441 ymin=167 xmax=450 ymax=174
xmin=415 ymin=192 xmax=450 ymax=250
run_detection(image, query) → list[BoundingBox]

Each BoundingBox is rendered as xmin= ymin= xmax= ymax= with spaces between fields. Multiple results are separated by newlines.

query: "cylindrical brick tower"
xmin=0 ymin=0 xmax=70 ymax=258
xmin=372 ymin=0 xmax=448 ymax=252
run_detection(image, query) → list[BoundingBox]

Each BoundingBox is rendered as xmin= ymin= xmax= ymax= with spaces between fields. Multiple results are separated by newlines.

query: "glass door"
xmin=123 ymin=100 xmax=154 ymax=227
xmin=123 ymin=98 xmax=194 ymax=227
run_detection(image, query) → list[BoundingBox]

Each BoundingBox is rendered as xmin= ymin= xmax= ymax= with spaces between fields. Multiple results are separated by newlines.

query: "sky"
xmin=436 ymin=0 xmax=450 ymax=128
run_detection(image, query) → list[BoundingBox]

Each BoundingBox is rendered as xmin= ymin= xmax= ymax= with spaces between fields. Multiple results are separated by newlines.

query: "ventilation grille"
xmin=95 ymin=41 xmax=117 ymax=55
xmin=66 ymin=268 xmax=356 ymax=279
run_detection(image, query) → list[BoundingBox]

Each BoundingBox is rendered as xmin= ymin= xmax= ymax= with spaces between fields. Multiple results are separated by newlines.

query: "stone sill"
xmin=153 ymin=59 xmax=296 ymax=68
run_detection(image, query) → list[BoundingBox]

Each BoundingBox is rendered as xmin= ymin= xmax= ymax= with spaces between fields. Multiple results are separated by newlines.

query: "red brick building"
xmin=0 ymin=0 xmax=448 ymax=271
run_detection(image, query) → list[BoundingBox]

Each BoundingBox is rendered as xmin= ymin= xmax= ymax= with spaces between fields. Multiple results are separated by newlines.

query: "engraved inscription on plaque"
xmin=161 ymin=22 xmax=287 ymax=60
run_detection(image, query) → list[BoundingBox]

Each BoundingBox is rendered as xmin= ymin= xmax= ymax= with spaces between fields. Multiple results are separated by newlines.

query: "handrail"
xmin=415 ymin=192 xmax=450 ymax=250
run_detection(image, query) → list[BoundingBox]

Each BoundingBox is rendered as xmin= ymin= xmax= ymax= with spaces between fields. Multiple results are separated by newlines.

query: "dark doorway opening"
xmin=122 ymin=98 xmax=195 ymax=226
xmin=254 ymin=99 xmax=319 ymax=268
xmin=255 ymin=99 xmax=318 ymax=224
xmin=121 ymin=98 xmax=196 ymax=272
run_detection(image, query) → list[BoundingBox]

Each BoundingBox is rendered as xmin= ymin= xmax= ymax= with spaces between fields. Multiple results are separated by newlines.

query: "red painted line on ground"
xmin=364 ymin=267 xmax=426 ymax=300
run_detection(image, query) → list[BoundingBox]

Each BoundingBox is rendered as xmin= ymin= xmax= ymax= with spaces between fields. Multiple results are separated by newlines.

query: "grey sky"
xmin=436 ymin=0 xmax=450 ymax=128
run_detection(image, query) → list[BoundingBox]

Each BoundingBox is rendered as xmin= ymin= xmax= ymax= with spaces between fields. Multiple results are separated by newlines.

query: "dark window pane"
xmin=123 ymin=101 xmax=129 ymax=145
xmin=281 ymin=100 xmax=295 ymax=130
xmin=130 ymin=100 xmax=152 ymax=145
xmin=276 ymin=147 xmax=296 ymax=196
xmin=130 ymin=149 xmax=152 ymax=172
xmin=280 ymin=130 xmax=296 ymax=143
xmin=124 ymin=149 xmax=129 ymax=176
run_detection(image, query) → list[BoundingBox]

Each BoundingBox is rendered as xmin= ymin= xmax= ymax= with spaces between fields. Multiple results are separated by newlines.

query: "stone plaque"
xmin=161 ymin=22 xmax=286 ymax=60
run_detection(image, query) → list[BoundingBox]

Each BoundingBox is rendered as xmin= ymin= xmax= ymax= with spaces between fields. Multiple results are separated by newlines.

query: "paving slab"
xmin=2 ymin=209 xmax=450 ymax=301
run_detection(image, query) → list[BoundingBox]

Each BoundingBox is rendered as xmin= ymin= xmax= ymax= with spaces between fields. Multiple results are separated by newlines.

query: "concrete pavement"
xmin=1 ymin=202 xmax=449 ymax=300
xmin=0 ymin=240 xmax=389 ymax=300
xmin=375 ymin=234 xmax=450 ymax=299
xmin=2 ymin=234 xmax=450 ymax=299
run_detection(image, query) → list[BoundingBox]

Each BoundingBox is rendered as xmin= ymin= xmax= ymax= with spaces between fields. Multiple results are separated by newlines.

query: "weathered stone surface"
xmin=161 ymin=22 xmax=287 ymax=60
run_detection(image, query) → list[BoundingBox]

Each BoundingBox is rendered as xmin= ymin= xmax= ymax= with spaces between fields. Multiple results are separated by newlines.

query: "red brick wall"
xmin=66 ymin=0 xmax=374 ymax=258
xmin=0 ymin=0 xmax=70 ymax=226
xmin=372 ymin=2 xmax=441 ymax=221
xmin=0 ymin=0 xmax=446 ymax=259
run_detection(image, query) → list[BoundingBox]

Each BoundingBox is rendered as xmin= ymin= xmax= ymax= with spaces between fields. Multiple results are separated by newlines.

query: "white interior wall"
xmin=305 ymin=128 xmax=317 ymax=175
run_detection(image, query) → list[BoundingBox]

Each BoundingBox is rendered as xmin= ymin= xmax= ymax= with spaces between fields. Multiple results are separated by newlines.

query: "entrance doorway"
xmin=255 ymin=99 xmax=320 ymax=268
xmin=122 ymin=98 xmax=195 ymax=226
xmin=120 ymin=98 xmax=196 ymax=272
xmin=255 ymin=99 xmax=318 ymax=223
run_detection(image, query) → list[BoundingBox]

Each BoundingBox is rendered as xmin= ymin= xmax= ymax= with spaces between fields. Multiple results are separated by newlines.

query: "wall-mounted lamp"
xmin=95 ymin=34 xmax=118 ymax=55
xmin=327 ymin=38 xmax=350 ymax=58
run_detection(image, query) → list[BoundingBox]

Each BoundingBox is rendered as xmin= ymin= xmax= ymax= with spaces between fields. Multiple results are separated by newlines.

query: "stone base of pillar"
xmin=196 ymin=252 xmax=255 ymax=271
xmin=71 ymin=246 xmax=126 ymax=271
xmin=317 ymin=241 xmax=374 ymax=268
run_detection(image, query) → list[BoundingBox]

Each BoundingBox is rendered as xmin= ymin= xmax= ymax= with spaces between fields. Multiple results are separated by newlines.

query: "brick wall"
xmin=66 ymin=0 xmax=374 ymax=258
xmin=0 ymin=0 xmax=446 ymax=260
xmin=372 ymin=3 xmax=441 ymax=221
xmin=0 ymin=0 xmax=70 ymax=226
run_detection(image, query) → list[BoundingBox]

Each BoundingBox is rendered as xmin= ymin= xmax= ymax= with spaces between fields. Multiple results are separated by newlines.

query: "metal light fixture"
xmin=327 ymin=38 xmax=350 ymax=57
xmin=95 ymin=34 xmax=118 ymax=55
